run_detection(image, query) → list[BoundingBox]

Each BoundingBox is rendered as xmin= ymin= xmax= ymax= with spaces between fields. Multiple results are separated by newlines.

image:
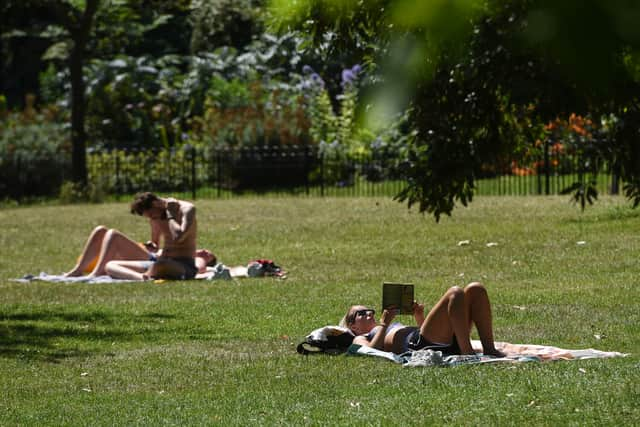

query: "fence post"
xmin=115 ymin=150 xmax=121 ymax=200
xmin=216 ymin=148 xmax=222 ymax=198
xmin=320 ymin=150 xmax=325 ymax=197
xmin=304 ymin=145 xmax=310 ymax=196
xmin=190 ymin=145 xmax=197 ymax=200
xmin=611 ymin=162 xmax=620 ymax=195
xmin=544 ymin=139 xmax=550 ymax=195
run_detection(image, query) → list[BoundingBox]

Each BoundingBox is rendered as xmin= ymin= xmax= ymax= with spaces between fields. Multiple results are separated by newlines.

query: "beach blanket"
xmin=13 ymin=273 xmax=135 ymax=284
xmin=348 ymin=339 xmax=628 ymax=367
xmin=14 ymin=259 xmax=287 ymax=284
xmin=297 ymin=326 xmax=627 ymax=366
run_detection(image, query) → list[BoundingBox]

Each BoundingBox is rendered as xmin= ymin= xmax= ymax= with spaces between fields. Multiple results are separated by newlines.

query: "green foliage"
xmin=194 ymin=76 xmax=309 ymax=149
xmin=38 ymin=63 xmax=68 ymax=105
xmin=89 ymin=0 xmax=192 ymax=56
xmin=58 ymin=179 xmax=105 ymax=204
xmin=207 ymin=75 xmax=252 ymax=108
xmin=190 ymin=0 xmax=265 ymax=53
xmin=82 ymin=55 xmax=187 ymax=148
xmin=623 ymin=179 xmax=640 ymax=208
xmin=32 ymin=31 xmax=318 ymax=150
xmin=270 ymin=0 xmax=640 ymax=219
xmin=0 ymin=103 xmax=70 ymax=199
xmin=561 ymin=180 xmax=598 ymax=211
xmin=86 ymin=146 xmax=199 ymax=194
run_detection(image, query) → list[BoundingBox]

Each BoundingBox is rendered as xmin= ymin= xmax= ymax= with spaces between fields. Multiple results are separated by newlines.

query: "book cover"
xmin=382 ymin=282 xmax=414 ymax=314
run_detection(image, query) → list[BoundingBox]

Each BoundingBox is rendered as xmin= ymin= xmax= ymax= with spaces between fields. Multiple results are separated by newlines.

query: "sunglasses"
xmin=354 ymin=309 xmax=375 ymax=318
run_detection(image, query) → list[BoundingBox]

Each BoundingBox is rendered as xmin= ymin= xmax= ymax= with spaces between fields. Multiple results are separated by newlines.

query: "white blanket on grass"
xmin=13 ymin=264 xmax=252 ymax=284
xmin=13 ymin=272 xmax=135 ymax=284
xmin=348 ymin=339 xmax=628 ymax=367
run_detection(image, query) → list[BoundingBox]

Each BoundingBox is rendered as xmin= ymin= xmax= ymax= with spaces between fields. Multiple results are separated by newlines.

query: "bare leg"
xmin=464 ymin=282 xmax=505 ymax=357
xmin=420 ymin=286 xmax=475 ymax=354
xmin=105 ymin=260 xmax=150 ymax=281
xmin=64 ymin=226 xmax=108 ymax=276
xmin=87 ymin=229 xmax=149 ymax=277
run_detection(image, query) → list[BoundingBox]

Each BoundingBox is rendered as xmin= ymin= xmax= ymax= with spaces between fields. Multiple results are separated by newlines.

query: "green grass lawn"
xmin=1 ymin=196 xmax=638 ymax=425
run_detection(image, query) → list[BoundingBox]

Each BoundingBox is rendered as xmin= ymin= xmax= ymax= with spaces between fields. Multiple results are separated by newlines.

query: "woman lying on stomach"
xmin=340 ymin=282 xmax=506 ymax=357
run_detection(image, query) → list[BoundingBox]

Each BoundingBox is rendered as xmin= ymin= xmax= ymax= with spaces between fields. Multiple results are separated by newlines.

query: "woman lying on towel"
xmin=340 ymin=282 xmax=506 ymax=357
xmin=64 ymin=226 xmax=216 ymax=280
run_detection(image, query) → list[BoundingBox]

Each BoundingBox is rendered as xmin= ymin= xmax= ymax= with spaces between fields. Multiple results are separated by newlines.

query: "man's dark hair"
xmin=130 ymin=192 xmax=159 ymax=215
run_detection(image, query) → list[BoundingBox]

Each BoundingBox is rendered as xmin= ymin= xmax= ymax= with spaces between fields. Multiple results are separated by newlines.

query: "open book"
xmin=382 ymin=282 xmax=414 ymax=314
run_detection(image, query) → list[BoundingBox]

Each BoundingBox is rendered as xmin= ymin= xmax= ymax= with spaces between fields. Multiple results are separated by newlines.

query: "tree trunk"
xmin=69 ymin=47 xmax=87 ymax=185
xmin=67 ymin=0 xmax=100 ymax=186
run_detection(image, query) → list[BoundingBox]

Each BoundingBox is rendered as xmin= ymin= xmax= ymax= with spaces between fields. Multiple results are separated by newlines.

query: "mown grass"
xmin=0 ymin=196 xmax=638 ymax=426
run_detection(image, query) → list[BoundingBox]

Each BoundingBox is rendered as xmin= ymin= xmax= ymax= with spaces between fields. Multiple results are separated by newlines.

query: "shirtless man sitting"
xmin=105 ymin=192 xmax=198 ymax=281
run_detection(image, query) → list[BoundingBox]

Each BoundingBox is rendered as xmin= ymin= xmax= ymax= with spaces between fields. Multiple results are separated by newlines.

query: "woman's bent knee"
xmin=464 ymin=282 xmax=488 ymax=298
xmin=447 ymin=286 xmax=465 ymax=302
xmin=104 ymin=261 xmax=117 ymax=275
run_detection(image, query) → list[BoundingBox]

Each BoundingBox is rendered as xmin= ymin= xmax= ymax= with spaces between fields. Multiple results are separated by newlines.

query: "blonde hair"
xmin=339 ymin=306 xmax=357 ymax=329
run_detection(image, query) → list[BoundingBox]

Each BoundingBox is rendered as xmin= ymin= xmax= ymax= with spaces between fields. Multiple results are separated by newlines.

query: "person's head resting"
xmin=195 ymin=249 xmax=217 ymax=266
xmin=340 ymin=305 xmax=377 ymax=335
xmin=130 ymin=192 xmax=161 ymax=217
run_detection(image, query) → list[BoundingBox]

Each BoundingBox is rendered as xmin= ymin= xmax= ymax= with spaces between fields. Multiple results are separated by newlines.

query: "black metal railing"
xmin=3 ymin=144 xmax=619 ymax=201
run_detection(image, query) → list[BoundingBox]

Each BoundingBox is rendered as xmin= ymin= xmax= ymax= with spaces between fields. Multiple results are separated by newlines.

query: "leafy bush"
xmin=84 ymin=55 xmax=186 ymax=149
xmin=86 ymin=146 xmax=203 ymax=195
xmin=190 ymin=0 xmax=265 ymax=53
xmin=58 ymin=180 xmax=105 ymax=204
xmin=195 ymin=77 xmax=310 ymax=148
xmin=300 ymin=63 xmax=412 ymax=185
xmin=0 ymin=103 xmax=70 ymax=199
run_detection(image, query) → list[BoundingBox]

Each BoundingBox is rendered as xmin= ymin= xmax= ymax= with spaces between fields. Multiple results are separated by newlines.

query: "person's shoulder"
xmin=179 ymin=199 xmax=195 ymax=210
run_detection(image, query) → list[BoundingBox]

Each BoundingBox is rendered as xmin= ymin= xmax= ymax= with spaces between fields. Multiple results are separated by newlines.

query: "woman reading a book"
xmin=339 ymin=282 xmax=506 ymax=356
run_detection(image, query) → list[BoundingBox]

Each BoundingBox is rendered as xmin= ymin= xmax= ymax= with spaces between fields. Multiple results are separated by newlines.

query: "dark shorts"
xmin=407 ymin=329 xmax=462 ymax=355
xmin=167 ymin=257 xmax=198 ymax=280
xmin=143 ymin=257 xmax=197 ymax=280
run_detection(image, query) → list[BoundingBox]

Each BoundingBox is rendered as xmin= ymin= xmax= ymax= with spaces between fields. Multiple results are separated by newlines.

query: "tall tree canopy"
xmin=270 ymin=0 xmax=640 ymax=219
xmin=1 ymin=0 xmax=192 ymax=185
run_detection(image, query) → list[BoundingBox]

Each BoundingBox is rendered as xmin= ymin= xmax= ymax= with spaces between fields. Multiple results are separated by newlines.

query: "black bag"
xmin=296 ymin=329 xmax=355 ymax=355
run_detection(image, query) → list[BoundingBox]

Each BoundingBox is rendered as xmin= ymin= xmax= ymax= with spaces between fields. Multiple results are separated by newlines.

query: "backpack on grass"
xmin=296 ymin=326 xmax=355 ymax=355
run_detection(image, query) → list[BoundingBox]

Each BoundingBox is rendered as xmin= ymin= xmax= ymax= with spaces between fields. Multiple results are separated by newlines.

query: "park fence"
xmin=85 ymin=145 xmax=408 ymax=200
xmin=3 ymin=144 xmax=621 ymax=201
xmin=83 ymin=145 xmax=620 ymax=200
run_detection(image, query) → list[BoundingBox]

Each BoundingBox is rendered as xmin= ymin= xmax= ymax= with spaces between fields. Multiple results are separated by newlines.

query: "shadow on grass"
xmin=0 ymin=309 xmax=178 ymax=362
xmin=566 ymin=205 xmax=640 ymax=223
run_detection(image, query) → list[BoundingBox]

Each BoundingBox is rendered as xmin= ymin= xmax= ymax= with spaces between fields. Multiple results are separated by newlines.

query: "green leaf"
xmin=143 ymin=14 xmax=172 ymax=33
xmin=42 ymin=41 xmax=71 ymax=61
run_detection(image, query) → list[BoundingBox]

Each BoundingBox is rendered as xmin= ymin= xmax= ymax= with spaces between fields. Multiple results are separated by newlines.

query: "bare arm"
xmin=165 ymin=199 xmax=195 ymax=242
xmin=150 ymin=219 xmax=161 ymax=247
xmin=352 ymin=309 xmax=396 ymax=351
xmin=413 ymin=301 xmax=426 ymax=327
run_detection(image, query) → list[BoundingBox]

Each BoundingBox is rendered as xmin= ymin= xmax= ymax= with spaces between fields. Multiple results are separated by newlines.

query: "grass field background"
xmin=1 ymin=196 xmax=638 ymax=425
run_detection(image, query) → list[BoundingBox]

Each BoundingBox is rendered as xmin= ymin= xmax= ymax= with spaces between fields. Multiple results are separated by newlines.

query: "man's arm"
xmin=166 ymin=199 xmax=195 ymax=242
xmin=150 ymin=218 xmax=161 ymax=247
